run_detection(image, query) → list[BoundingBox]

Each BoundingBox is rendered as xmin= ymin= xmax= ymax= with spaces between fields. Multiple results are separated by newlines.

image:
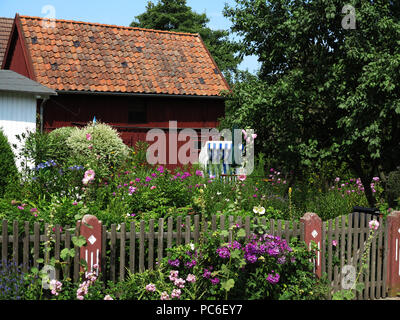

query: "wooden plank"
xmin=110 ymin=224 xmax=116 ymax=282
xmin=382 ymin=218 xmax=389 ymax=297
xmin=363 ymin=214 xmax=371 ymax=300
xmin=120 ymin=223 xmax=126 ymax=281
xmin=167 ymin=217 xmax=173 ymax=257
xmin=340 ymin=215 xmax=346 ymax=277
xmin=148 ymin=219 xmax=154 ymax=270
xmin=332 ymin=217 xmax=339 ymax=291
xmin=211 ymin=215 xmax=217 ymax=232
xmin=185 ymin=216 xmax=191 ymax=245
xmin=129 ymin=222 xmax=136 ymax=274
xmin=2 ymin=220 xmax=7 ymax=263
xmin=64 ymin=225 xmax=71 ymax=279
xmin=284 ymin=221 xmax=290 ymax=243
xmin=358 ymin=213 xmax=366 ymax=299
xmin=270 ymin=219 xmax=275 ymax=237
xmin=370 ymin=218 xmax=377 ymax=300
xmin=376 ymin=217 xmax=383 ymax=299
xmin=277 ymin=220 xmax=282 ymax=238
xmin=54 ymin=224 xmax=61 ymax=280
xmin=33 ymin=222 xmax=40 ymax=268
xmin=327 ymin=220 xmax=333 ymax=284
xmin=228 ymin=216 xmax=234 ymax=242
xmin=193 ymin=215 xmax=200 ymax=244
xmin=245 ymin=216 xmax=251 ymax=237
xmin=73 ymin=225 xmax=79 ymax=283
xmin=158 ymin=218 xmax=164 ymax=267
xmin=101 ymin=225 xmax=107 ymax=278
xmin=176 ymin=216 xmax=182 ymax=246
xmin=139 ymin=220 xmax=145 ymax=272
xmin=13 ymin=221 xmax=18 ymax=265
xmin=23 ymin=221 xmax=29 ymax=272
xmin=346 ymin=213 xmax=353 ymax=268
xmin=220 ymin=215 xmax=226 ymax=242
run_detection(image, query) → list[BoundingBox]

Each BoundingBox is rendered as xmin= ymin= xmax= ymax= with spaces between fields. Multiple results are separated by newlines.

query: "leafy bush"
xmin=0 ymin=260 xmax=27 ymax=300
xmin=0 ymin=129 xmax=18 ymax=198
xmin=66 ymin=122 xmax=129 ymax=180
xmin=48 ymin=126 xmax=74 ymax=166
xmin=387 ymin=170 xmax=400 ymax=207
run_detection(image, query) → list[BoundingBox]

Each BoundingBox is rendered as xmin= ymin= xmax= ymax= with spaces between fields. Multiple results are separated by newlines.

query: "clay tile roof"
xmin=0 ymin=17 xmax=13 ymax=67
xmin=18 ymin=15 xmax=230 ymax=96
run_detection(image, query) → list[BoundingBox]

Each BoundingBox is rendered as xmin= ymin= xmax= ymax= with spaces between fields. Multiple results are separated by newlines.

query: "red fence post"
xmin=77 ymin=215 xmax=102 ymax=275
xmin=300 ymin=212 xmax=322 ymax=278
xmin=386 ymin=210 xmax=400 ymax=297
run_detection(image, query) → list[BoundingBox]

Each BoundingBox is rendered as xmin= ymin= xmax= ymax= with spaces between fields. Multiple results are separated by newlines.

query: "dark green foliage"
xmin=0 ymin=129 xmax=18 ymax=198
xmin=131 ymin=0 xmax=242 ymax=80
xmin=387 ymin=170 xmax=400 ymax=207
xmin=222 ymin=0 xmax=400 ymax=206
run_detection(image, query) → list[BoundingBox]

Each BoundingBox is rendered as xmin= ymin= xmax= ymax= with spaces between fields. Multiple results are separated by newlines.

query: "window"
xmin=128 ymin=102 xmax=147 ymax=124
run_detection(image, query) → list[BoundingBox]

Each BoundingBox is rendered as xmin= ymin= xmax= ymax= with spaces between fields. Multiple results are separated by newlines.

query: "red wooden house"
xmin=2 ymin=14 xmax=230 ymax=168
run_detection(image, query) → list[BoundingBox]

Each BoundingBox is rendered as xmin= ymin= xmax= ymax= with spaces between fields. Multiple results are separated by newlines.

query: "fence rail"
xmin=0 ymin=212 xmax=394 ymax=300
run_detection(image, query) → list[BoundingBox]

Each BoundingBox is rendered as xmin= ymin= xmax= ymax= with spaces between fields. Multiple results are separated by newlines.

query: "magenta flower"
xmin=150 ymin=186 xmax=157 ymax=190
xmin=17 ymin=206 xmax=24 ymax=210
xmin=267 ymin=272 xmax=280 ymax=284
xmin=238 ymin=174 xmax=247 ymax=181
xmin=332 ymin=240 xmax=338 ymax=247
xmin=210 ymin=278 xmax=220 ymax=285
xmin=369 ymin=220 xmax=380 ymax=230
xmin=30 ymin=208 xmax=38 ymax=213
xmin=86 ymin=133 xmax=92 ymax=141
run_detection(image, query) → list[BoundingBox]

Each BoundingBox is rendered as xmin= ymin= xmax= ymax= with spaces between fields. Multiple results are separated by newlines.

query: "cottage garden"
xmin=0 ymin=121 xmax=397 ymax=301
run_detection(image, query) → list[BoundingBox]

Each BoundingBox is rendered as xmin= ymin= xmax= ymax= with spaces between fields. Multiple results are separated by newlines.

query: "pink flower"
xmin=82 ymin=169 xmax=95 ymax=185
xmin=174 ymin=278 xmax=186 ymax=289
xmin=169 ymin=270 xmax=179 ymax=282
xmin=171 ymin=288 xmax=181 ymax=299
xmin=72 ymin=201 xmax=78 ymax=206
xmin=17 ymin=206 xmax=24 ymax=210
xmin=150 ymin=186 xmax=157 ymax=190
xmin=369 ymin=220 xmax=380 ymax=231
xmin=30 ymin=208 xmax=38 ymax=213
xmin=145 ymin=283 xmax=156 ymax=292
xmin=238 ymin=174 xmax=247 ymax=181
xmin=160 ymin=291 xmax=170 ymax=300
xmin=332 ymin=240 xmax=338 ymax=247
xmin=186 ymin=274 xmax=196 ymax=283
xmin=86 ymin=133 xmax=92 ymax=141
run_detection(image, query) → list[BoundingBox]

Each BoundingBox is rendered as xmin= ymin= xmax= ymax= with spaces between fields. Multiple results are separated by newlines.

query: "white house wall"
xmin=0 ymin=92 xmax=37 ymax=169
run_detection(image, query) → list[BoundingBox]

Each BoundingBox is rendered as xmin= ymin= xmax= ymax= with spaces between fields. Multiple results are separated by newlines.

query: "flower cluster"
xmin=266 ymin=271 xmax=280 ymax=284
xmin=49 ymin=279 xmax=62 ymax=296
xmin=243 ymin=234 xmax=292 ymax=265
xmin=82 ymin=169 xmax=95 ymax=185
xmin=35 ymin=160 xmax=57 ymax=171
xmin=202 ymin=266 xmax=220 ymax=285
xmin=76 ymin=267 xmax=98 ymax=300
xmin=0 ymin=260 xmax=26 ymax=300
xmin=68 ymin=165 xmax=84 ymax=171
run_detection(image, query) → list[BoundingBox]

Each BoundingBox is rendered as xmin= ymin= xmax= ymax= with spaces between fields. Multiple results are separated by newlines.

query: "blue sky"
xmin=0 ymin=0 xmax=260 ymax=73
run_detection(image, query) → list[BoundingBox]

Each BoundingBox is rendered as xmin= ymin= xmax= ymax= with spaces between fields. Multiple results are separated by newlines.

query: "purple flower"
xmin=135 ymin=178 xmax=141 ymax=183
xmin=267 ymin=272 xmax=280 ymax=284
xmin=145 ymin=176 xmax=152 ymax=182
xmin=216 ymin=247 xmax=230 ymax=259
xmin=157 ymin=166 xmax=164 ymax=174
xmin=168 ymin=259 xmax=180 ymax=267
xmin=210 ymin=278 xmax=220 ymax=285
xmin=151 ymin=173 xmax=157 ymax=177
xmin=203 ymin=268 xmax=212 ymax=279
xmin=17 ymin=206 xmax=24 ymax=210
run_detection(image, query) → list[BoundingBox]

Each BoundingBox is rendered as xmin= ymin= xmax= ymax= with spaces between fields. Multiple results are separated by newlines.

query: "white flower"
xmin=253 ymin=206 xmax=265 ymax=215
xmin=189 ymin=243 xmax=195 ymax=250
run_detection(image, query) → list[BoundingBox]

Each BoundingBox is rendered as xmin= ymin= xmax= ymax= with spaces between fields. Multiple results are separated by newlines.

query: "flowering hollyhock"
xmin=82 ymin=169 xmax=95 ymax=185
xmin=266 ymin=271 xmax=280 ymax=284
xmin=369 ymin=220 xmax=380 ymax=230
xmin=49 ymin=279 xmax=62 ymax=296
xmin=238 ymin=174 xmax=247 ymax=181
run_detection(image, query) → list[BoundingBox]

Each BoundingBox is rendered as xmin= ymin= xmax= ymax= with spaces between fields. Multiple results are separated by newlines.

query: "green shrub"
xmin=48 ymin=126 xmax=74 ymax=166
xmin=387 ymin=170 xmax=400 ymax=207
xmin=66 ymin=122 xmax=129 ymax=180
xmin=0 ymin=129 xmax=18 ymax=197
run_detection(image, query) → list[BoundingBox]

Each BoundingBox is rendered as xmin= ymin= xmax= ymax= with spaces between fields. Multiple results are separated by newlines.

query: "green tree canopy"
xmin=131 ymin=0 xmax=242 ymax=80
xmin=222 ymin=0 xmax=400 ymax=206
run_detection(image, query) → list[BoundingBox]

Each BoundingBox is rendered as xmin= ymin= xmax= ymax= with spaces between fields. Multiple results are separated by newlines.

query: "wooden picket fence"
xmin=0 ymin=212 xmax=390 ymax=299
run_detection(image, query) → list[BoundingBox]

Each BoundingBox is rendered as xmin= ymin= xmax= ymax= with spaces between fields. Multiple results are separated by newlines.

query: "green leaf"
xmin=237 ymin=229 xmax=246 ymax=238
xmin=221 ymin=279 xmax=235 ymax=292
xmin=220 ymin=230 xmax=229 ymax=238
xmin=36 ymin=258 xmax=44 ymax=264
xmin=72 ymin=235 xmax=87 ymax=247
xmin=356 ymin=282 xmax=365 ymax=293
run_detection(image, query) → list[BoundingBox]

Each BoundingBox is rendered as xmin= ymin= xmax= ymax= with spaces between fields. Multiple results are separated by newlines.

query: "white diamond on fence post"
xmin=312 ymin=230 xmax=318 ymax=238
xmin=88 ymin=235 xmax=96 ymax=245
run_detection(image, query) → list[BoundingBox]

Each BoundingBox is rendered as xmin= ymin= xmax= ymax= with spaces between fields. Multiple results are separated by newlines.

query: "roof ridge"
xmin=19 ymin=15 xmax=199 ymax=37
